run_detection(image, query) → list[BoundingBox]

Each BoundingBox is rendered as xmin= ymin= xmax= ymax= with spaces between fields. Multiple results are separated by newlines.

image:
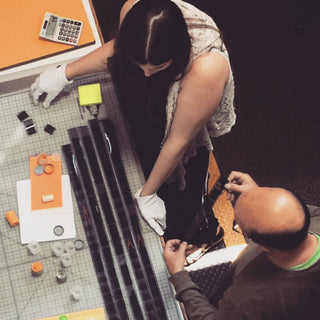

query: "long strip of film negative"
xmin=63 ymin=119 xmax=167 ymax=319
xmin=63 ymin=141 xmax=129 ymax=320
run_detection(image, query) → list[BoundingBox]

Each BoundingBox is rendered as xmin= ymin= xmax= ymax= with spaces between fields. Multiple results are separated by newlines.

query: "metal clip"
xmin=72 ymin=154 xmax=80 ymax=178
xmin=104 ymin=132 xmax=112 ymax=154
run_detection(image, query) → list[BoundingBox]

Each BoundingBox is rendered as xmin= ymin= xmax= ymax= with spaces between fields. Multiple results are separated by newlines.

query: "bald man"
xmin=163 ymin=171 xmax=320 ymax=320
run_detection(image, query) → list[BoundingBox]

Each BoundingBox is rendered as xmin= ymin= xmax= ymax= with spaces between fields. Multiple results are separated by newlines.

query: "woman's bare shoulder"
xmin=183 ymin=52 xmax=229 ymax=88
xmin=120 ymin=0 xmax=138 ymax=24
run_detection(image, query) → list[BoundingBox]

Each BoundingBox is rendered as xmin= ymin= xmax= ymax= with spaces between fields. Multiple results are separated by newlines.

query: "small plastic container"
xmin=37 ymin=152 xmax=48 ymax=165
xmin=61 ymin=252 xmax=72 ymax=267
xmin=27 ymin=241 xmax=41 ymax=255
xmin=51 ymin=242 xmax=65 ymax=257
xmin=70 ymin=285 xmax=83 ymax=300
xmin=64 ymin=241 xmax=76 ymax=256
xmin=6 ymin=210 xmax=19 ymax=227
xmin=51 ymin=153 xmax=61 ymax=162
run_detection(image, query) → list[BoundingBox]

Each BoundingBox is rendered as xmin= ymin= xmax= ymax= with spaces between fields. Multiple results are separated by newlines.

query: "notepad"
xmin=78 ymin=83 xmax=102 ymax=106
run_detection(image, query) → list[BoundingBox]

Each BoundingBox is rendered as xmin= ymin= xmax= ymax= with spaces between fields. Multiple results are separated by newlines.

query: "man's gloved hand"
xmin=135 ymin=187 xmax=166 ymax=236
xmin=30 ymin=64 xmax=72 ymax=108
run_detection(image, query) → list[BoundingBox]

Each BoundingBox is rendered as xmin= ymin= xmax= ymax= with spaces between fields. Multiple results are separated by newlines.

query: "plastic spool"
xmin=27 ymin=241 xmax=41 ymax=255
xmin=70 ymin=285 xmax=83 ymax=300
xmin=51 ymin=242 xmax=65 ymax=257
xmin=64 ymin=241 xmax=76 ymax=256
xmin=61 ymin=253 xmax=72 ymax=267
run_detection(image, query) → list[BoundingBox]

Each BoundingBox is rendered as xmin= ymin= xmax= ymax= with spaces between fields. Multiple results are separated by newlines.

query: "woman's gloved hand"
xmin=30 ymin=64 xmax=72 ymax=108
xmin=135 ymin=187 xmax=166 ymax=236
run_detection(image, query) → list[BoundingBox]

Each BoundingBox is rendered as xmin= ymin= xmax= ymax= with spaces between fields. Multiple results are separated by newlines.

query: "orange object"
xmin=44 ymin=163 xmax=54 ymax=174
xmin=30 ymin=154 xmax=62 ymax=210
xmin=6 ymin=210 xmax=19 ymax=227
xmin=0 ymin=0 xmax=96 ymax=71
xmin=37 ymin=153 xmax=48 ymax=165
xmin=31 ymin=261 xmax=43 ymax=275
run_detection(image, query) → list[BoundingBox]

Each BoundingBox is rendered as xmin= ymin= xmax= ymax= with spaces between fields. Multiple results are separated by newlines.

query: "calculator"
xmin=39 ymin=12 xmax=83 ymax=46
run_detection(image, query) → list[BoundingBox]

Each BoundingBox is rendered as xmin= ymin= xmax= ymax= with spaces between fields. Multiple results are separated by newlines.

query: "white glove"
xmin=135 ymin=187 xmax=166 ymax=236
xmin=30 ymin=64 xmax=72 ymax=108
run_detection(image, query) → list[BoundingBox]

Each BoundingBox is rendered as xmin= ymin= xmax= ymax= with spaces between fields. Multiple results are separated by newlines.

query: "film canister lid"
xmin=31 ymin=261 xmax=43 ymax=275
xmin=34 ymin=165 xmax=44 ymax=175
xmin=44 ymin=163 xmax=54 ymax=174
xmin=74 ymin=239 xmax=85 ymax=251
xmin=53 ymin=225 xmax=64 ymax=236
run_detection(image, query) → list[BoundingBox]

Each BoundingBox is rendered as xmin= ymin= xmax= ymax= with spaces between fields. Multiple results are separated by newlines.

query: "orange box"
xmin=6 ymin=210 xmax=19 ymax=227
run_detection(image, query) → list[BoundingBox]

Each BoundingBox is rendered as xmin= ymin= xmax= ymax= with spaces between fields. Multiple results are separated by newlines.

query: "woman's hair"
xmin=108 ymin=0 xmax=223 ymax=122
xmin=111 ymin=0 xmax=191 ymax=80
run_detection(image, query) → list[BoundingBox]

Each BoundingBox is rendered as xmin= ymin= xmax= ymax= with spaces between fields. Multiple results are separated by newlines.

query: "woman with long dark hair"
xmin=31 ymin=0 xmax=236 ymax=261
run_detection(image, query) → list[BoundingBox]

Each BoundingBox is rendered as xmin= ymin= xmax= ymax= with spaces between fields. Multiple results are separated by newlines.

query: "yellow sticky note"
xmin=78 ymin=83 xmax=102 ymax=106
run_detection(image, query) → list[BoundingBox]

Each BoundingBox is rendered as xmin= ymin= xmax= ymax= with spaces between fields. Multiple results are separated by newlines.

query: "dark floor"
xmin=92 ymin=0 xmax=320 ymax=206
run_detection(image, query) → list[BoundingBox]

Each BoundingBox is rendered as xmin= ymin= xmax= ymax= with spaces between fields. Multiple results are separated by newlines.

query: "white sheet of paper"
xmin=185 ymin=244 xmax=248 ymax=272
xmin=17 ymin=175 xmax=76 ymax=244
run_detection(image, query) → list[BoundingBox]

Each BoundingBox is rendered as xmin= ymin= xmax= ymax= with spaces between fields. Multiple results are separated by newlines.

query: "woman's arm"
xmin=140 ymin=52 xmax=229 ymax=196
xmin=65 ymin=40 xmax=115 ymax=80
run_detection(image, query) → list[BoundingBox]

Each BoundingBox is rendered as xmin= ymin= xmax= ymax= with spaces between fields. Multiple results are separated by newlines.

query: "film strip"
xmin=63 ymin=119 xmax=167 ymax=319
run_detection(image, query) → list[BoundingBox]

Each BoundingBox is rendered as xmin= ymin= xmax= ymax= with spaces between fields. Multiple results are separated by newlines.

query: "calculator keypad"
xmin=57 ymin=17 xmax=82 ymax=44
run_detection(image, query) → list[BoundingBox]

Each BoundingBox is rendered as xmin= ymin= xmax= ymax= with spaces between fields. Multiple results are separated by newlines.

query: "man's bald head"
xmin=234 ymin=187 xmax=310 ymax=250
